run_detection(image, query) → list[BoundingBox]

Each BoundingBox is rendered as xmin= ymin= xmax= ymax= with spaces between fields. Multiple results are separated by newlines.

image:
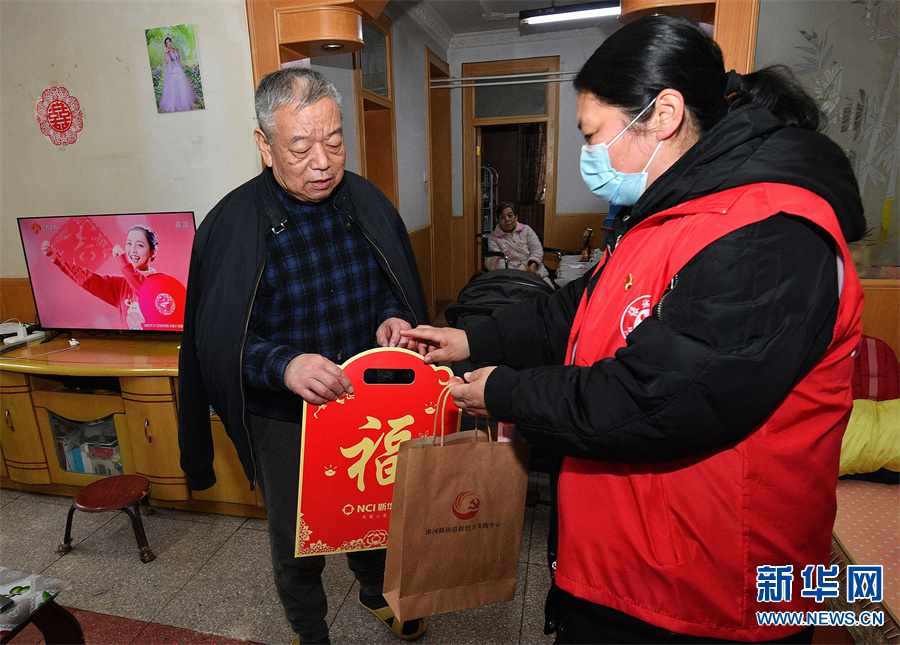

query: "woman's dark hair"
xmin=130 ymin=225 xmax=158 ymax=251
xmin=574 ymin=14 xmax=823 ymax=133
xmin=496 ymin=201 xmax=516 ymax=217
xmin=164 ymin=37 xmax=173 ymax=46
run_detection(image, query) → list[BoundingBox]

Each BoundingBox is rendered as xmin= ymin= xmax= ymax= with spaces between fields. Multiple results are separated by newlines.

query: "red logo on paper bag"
xmin=36 ymin=86 xmax=84 ymax=146
xmin=620 ymin=295 xmax=652 ymax=338
xmin=452 ymin=491 xmax=481 ymax=520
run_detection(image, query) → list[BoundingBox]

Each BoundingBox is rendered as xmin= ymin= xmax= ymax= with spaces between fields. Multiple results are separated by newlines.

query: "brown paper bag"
xmin=383 ymin=409 xmax=531 ymax=623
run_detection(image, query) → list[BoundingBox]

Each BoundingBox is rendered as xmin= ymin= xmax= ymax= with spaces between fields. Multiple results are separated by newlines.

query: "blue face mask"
xmin=580 ymin=99 xmax=663 ymax=206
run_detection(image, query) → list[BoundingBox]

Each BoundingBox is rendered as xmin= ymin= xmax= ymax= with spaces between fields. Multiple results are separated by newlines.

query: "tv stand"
xmin=0 ymin=335 xmax=264 ymax=518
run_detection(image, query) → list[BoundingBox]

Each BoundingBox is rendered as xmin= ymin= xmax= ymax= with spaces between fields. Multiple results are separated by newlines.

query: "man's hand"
xmin=376 ymin=317 xmax=417 ymax=350
xmin=283 ymin=353 xmax=353 ymax=405
xmin=449 ymin=366 xmax=496 ymax=418
xmin=401 ymin=325 xmax=470 ymax=364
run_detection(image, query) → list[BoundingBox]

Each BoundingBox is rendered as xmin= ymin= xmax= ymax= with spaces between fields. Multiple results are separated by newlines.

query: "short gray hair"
xmin=255 ymin=67 xmax=343 ymax=137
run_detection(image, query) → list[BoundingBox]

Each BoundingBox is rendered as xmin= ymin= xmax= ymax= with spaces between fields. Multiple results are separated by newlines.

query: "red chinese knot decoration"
xmin=36 ymin=86 xmax=83 ymax=146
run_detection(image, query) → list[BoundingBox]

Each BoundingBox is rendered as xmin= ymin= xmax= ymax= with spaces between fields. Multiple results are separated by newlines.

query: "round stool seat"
xmin=73 ymin=474 xmax=151 ymax=513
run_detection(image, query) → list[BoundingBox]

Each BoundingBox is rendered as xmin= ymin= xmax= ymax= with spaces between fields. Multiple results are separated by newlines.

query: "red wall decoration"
xmin=36 ymin=86 xmax=83 ymax=146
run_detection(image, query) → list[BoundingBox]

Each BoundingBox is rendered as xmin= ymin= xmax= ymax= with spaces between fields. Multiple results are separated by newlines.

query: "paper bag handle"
xmin=432 ymin=381 xmax=493 ymax=447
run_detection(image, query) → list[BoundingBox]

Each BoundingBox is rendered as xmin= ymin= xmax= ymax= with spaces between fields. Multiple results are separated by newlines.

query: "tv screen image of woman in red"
xmin=42 ymin=224 xmax=184 ymax=330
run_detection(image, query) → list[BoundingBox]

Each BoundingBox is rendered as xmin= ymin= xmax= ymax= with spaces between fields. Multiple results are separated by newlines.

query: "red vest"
xmin=558 ymin=184 xmax=863 ymax=641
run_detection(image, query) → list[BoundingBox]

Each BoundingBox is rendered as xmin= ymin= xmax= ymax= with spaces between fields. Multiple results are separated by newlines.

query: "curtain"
xmin=518 ymin=123 xmax=547 ymax=205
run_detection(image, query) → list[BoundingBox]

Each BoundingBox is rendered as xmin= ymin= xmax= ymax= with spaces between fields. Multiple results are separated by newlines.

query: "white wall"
xmin=0 ymin=0 xmax=259 ymax=278
xmin=384 ymin=2 xmax=450 ymax=231
xmin=447 ymin=24 xmax=620 ymax=219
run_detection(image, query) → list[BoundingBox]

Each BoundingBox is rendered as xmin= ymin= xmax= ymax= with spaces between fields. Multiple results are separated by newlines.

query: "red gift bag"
xmin=295 ymin=348 xmax=459 ymax=557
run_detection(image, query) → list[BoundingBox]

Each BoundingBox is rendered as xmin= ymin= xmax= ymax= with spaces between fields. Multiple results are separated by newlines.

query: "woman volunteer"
xmin=403 ymin=14 xmax=866 ymax=644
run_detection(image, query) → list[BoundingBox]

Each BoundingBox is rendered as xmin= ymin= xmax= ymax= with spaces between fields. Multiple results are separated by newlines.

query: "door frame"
xmin=462 ymin=56 xmax=560 ymax=276
xmin=425 ymin=47 xmax=453 ymax=308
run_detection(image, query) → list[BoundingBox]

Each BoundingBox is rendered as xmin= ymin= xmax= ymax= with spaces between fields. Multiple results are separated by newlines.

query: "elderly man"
xmin=178 ymin=68 xmax=428 ymax=644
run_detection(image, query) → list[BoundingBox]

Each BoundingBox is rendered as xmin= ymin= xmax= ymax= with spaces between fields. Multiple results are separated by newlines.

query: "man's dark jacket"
xmin=177 ymin=168 xmax=429 ymax=491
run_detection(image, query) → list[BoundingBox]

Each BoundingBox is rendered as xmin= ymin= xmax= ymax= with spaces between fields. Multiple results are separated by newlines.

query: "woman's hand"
xmin=400 ymin=325 xmax=470 ymax=364
xmin=449 ymin=367 xmax=496 ymax=418
xmin=112 ymin=245 xmax=125 ymax=256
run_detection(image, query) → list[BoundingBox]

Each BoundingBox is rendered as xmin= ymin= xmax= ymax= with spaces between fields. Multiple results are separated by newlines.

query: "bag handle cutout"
xmin=362 ymin=367 xmax=416 ymax=385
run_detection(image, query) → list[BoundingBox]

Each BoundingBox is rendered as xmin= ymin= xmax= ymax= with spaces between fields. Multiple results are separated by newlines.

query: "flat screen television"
xmin=18 ymin=212 xmax=195 ymax=333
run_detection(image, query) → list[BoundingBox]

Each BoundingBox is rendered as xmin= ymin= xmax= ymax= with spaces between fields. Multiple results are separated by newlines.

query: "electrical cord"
xmin=0 ymin=344 xmax=80 ymax=359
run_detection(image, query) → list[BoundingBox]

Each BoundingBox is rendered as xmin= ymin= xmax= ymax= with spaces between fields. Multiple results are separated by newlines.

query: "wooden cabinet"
xmin=245 ymin=0 xmax=388 ymax=86
xmin=620 ymin=0 xmax=759 ymax=74
xmin=0 ymin=337 xmax=264 ymax=518
xmin=120 ymin=376 xmax=188 ymax=502
xmin=0 ymin=371 xmax=51 ymax=485
xmin=32 ymin=385 xmax=128 ymax=488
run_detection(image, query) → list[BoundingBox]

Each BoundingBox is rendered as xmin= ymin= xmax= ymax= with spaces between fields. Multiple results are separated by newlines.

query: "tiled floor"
xmin=0 ymin=480 xmax=858 ymax=645
xmin=0 ymin=475 xmax=557 ymax=645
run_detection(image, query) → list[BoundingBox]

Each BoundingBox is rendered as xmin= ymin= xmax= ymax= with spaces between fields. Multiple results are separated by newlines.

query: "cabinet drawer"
xmin=32 ymin=390 xmax=124 ymax=420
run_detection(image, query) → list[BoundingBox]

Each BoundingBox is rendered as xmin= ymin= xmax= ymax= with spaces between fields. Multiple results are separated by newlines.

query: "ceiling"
xmin=395 ymin=0 xmax=621 ymax=38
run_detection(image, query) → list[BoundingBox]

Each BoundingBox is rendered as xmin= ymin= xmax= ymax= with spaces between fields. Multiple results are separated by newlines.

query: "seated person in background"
xmin=485 ymin=201 xmax=551 ymax=283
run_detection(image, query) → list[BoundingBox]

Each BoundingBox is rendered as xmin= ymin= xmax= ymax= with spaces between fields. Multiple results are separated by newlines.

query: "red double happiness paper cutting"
xmin=36 ymin=86 xmax=84 ymax=146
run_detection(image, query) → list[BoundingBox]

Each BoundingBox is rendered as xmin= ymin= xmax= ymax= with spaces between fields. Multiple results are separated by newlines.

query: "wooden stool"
xmin=56 ymin=474 xmax=156 ymax=563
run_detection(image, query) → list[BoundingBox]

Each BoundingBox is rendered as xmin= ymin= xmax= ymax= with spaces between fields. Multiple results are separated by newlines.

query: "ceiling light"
xmin=321 ymin=43 xmax=344 ymax=51
xmin=520 ymin=1 xmax=620 ymax=25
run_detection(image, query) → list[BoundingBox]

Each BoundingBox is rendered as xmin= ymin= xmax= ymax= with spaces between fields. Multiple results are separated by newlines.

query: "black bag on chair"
xmin=442 ymin=269 xmax=557 ymax=474
xmin=444 ymin=269 xmax=554 ymax=375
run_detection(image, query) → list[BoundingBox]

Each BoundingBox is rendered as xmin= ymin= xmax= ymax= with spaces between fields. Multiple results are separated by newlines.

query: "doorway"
xmin=462 ymin=56 xmax=559 ymax=279
xmin=479 ymin=122 xmax=547 ymax=243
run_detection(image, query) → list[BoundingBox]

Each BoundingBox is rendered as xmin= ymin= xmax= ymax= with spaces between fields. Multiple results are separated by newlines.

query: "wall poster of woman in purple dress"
xmin=146 ymin=24 xmax=204 ymax=113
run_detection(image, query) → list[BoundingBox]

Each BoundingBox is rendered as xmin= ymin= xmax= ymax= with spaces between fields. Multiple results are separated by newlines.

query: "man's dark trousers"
xmin=250 ymin=413 xmax=387 ymax=642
